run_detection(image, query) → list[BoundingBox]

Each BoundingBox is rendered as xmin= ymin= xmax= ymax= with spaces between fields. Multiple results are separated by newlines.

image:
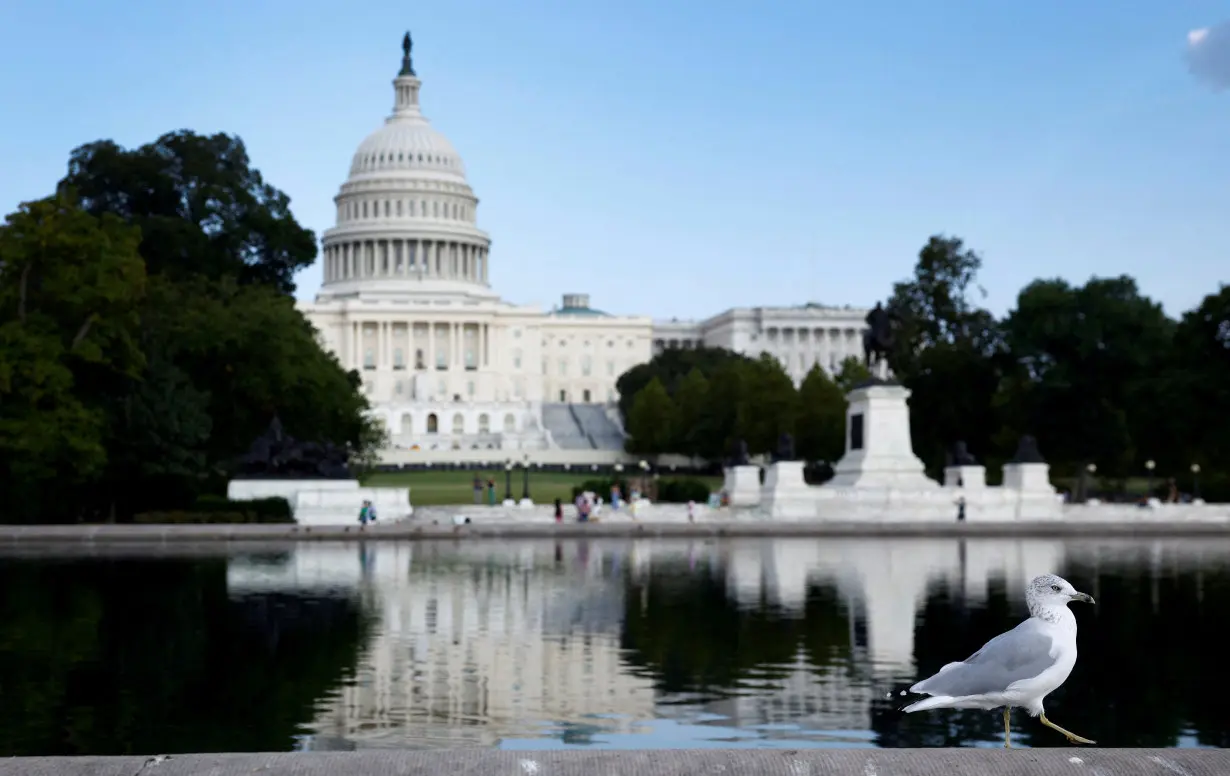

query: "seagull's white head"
xmin=1026 ymin=573 xmax=1095 ymax=616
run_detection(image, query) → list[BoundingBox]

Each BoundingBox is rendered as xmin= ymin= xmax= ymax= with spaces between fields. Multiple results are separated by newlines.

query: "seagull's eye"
xmin=1051 ymin=584 xmax=1061 ymax=592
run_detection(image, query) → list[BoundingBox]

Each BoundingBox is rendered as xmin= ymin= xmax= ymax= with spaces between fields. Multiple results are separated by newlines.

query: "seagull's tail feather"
xmin=902 ymin=695 xmax=957 ymax=714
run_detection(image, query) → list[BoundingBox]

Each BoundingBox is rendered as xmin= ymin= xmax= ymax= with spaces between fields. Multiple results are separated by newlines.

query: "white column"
xmin=351 ymin=322 xmax=359 ymax=369
xmin=428 ymin=323 xmax=436 ymax=371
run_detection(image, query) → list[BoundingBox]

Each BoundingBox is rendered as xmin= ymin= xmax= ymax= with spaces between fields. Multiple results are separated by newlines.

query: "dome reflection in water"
xmin=0 ymin=538 xmax=1226 ymax=754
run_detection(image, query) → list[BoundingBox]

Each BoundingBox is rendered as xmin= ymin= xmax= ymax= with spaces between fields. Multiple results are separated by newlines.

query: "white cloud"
xmin=1186 ymin=22 xmax=1230 ymax=91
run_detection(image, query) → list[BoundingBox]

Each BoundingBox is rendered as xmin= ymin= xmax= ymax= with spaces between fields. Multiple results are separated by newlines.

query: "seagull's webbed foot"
xmin=1039 ymin=713 xmax=1096 ymax=745
xmin=1002 ymin=708 xmax=1012 ymax=749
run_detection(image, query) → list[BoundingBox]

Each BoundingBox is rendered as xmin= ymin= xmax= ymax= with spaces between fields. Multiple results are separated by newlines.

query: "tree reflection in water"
xmin=0 ymin=557 xmax=372 ymax=756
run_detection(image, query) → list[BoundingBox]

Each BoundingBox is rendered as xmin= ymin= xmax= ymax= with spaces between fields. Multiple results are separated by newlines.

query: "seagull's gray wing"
xmin=910 ymin=618 xmax=1057 ymax=697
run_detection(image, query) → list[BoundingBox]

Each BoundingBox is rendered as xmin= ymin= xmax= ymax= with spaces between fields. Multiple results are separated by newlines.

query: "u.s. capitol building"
xmin=299 ymin=34 xmax=871 ymax=454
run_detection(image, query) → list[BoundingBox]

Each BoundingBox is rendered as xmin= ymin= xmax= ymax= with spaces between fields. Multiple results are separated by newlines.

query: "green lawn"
xmin=364 ymin=469 xmax=722 ymax=506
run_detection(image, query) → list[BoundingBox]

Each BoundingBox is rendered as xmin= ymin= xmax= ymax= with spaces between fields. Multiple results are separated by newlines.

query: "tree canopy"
xmin=1 ymin=131 xmax=381 ymax=523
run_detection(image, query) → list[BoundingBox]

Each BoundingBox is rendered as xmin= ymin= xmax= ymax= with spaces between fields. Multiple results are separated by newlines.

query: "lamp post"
xmin=1192 ymin=463 xmax=1201 ymax=501
xmin=521 ymin=455 xmax=531 ymax=501
xmin=1145 ymin=459 xmax=1155 ymax=501
xmin=1085 ymin=463 xmax=1097 ymax=503
xmin=503 ymin=460 xmax=513 ymax=502
xmin=639 ymin=459 xmax=650 ymax=499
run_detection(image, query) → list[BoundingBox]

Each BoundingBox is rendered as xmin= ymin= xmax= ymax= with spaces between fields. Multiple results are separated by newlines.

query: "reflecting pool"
xmin=0 ymin=537 xmax=1226 ymax=754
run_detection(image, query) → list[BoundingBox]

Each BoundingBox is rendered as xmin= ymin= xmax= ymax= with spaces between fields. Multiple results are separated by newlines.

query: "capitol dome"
xmin=318 ymin=32 xmax=493 ymax=300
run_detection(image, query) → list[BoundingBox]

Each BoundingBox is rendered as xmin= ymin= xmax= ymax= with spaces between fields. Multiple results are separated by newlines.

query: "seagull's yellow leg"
xmin=1039 ymin=713 xmax=1096 ymax=745
xmin=1003 ymin=708 xmax=1012 ymax=749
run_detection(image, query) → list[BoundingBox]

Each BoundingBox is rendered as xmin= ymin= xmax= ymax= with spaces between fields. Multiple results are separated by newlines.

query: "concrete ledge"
xmin=0 ymin=749 xmax=1225 ymax=776
xmin=0 ymin=519 xmax=1228 ymax=544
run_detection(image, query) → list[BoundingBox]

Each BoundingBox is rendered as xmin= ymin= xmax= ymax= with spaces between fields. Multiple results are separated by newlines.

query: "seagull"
xmin=903 ymin=573 xmax=1096 ymax=748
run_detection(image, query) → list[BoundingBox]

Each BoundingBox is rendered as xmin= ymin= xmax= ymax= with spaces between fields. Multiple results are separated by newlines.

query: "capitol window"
xmin=478 ymin=413 xmax=490 ymax=433
xmin=452 ymin=414 xmax=464 ymax=435
xmin=467 ymin=381 xmax=475 ymax=397
xmin=558 ymin=358 xmax=568 ymax=376
xmin=363 ymin=348 xmax=375 ymax=369
xmin=362 ymin=201 xmax=369 ymax=218
xmin=513 ymin=350 xmax=522 ymax=369
xmin=503 ymin=414 xmax=516 ymax=433
xmin=581 ymin=356 xmax=592 ymax=376
xmin=426 ymin=414 xmax=439 ymax=434
xmin=607 ymin=361 xmax=615 ymax=376
xmin=393 ymin=348 xmax=405 ymax=370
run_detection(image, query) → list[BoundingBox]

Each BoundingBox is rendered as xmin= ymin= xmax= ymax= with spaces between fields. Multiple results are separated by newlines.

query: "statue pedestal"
xmin=762 ymin=461 xmax=813 ymax=519
xmin=827 ymin=383 xmax=939 ymax=491
xmin=723 ymin=465 xmax=761 ymax=507
xmin=226 ymin=479 xmax=412 ymax=526
xmin=944 ymin=465 xmax=986 ymax=489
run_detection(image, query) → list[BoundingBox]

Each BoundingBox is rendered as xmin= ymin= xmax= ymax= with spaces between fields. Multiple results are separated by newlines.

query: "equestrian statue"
xmin=862 ymin=302 xmax=901 ymax=380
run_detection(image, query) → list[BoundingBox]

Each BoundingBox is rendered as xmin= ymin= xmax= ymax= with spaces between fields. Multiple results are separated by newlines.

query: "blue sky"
xmin=2 ymin=0 xmax=1227 ymax=321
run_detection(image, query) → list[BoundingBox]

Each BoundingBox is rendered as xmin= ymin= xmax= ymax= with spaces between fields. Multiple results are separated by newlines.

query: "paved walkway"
xmin=1 ymin=519 xmax=1230 ymax=543
xmin=1 ymin=749 xmax=1224 ymax=776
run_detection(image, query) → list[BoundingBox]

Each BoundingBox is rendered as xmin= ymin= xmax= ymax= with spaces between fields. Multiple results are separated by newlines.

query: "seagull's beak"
xmin=1070 ymin=592 xmax=1095 ymax=604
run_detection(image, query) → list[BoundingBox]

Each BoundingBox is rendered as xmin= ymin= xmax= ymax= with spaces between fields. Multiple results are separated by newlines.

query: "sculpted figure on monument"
xmin=950 ymin=440 xmax=977 ymax=466
xmin=861 ymin=301 xmax=902 ymax=376
xmin=235 ymin=415 xmax=351 ymax=479
xmin=731 ymin=438 xmax=750 ymax=467
xmin=776 ymin=432 xmax=796 ymax=462
xmin=1010 ymin=435 xmax=1047 ymax=464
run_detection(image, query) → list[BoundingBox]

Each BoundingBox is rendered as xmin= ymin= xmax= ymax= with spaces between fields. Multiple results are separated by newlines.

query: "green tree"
xmin=626 ymin=377 xmax=675 ymax=454
xmin=999 ymin=276 xmax=1172 ymax=476
xmin=1168 ymin=285 xmax=1230 ymax=470
xmin=834 ymin=356 xmax=873 ymax=392
xmin=735 ymin=354 xmax=799 ymax=455
xmin=616 ymin=346 xmax=754 ymax=424
xmin=795 ymin=365 xmax=847 ymax=463
xmin=0 ymin=197 xmax=147 ymax=521
xmin=671 ymin=368 xmax=709 ymax=456
xmin=694 ymin=360 xmax=749 ymax=460
xmin=884 ymin=235 xmax=1005 ymax=472
xmin=61 ymin=131 xmax=317 ymax=294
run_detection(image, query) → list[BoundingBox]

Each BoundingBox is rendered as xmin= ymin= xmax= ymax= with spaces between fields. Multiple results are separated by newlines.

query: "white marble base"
xmin=228 ymin=479 xmax=359 ymax=500
xmin=827 ymin=383 xmax=941 ymax=492
xmin=724 ymin=465 xmax=762 ymax=507
xmin=226 ymin=479 xmax=412 ymax=526
xmin=944 ymin=465 xmax=986 ymax=489
xmin=1002 ymin=462 xmax=1056 ymax=496
xmin=762 ymin=461 xmax=814 ymax=519
xmin=518 ymin=498 xmax=535 ymax=508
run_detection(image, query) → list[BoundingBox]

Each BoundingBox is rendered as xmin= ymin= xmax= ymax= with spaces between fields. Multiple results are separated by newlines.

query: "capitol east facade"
xmin=299 ymin=35 xmax=871 ymax=454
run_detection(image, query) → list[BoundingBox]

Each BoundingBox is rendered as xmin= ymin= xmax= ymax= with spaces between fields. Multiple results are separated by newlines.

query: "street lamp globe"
xmin=639 ymin=460 xmax=649 ymax=471
xmin=614 ymin=463 xmax=624 ymax=473
xmin=1145 ymin=460 xmax=1156 ymax=471
xmin=1191 ymin=463 xmax=1201 ymax=474
xmin=1087 ymin=463 xmax=1097 ymax=474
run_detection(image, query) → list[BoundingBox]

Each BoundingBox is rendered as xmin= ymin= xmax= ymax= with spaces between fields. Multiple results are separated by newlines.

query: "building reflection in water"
xmin=224 ymin=537 xmax=1230 ymax=749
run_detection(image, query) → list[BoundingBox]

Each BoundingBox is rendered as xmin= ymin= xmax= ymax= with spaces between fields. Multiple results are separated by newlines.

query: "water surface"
xmin=0 ymin=537 xmax=1226 ymax=754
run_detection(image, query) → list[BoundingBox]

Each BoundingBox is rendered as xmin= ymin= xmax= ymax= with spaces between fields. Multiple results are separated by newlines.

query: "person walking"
xmin=554 ymin=498 xmax=564 ymax=523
